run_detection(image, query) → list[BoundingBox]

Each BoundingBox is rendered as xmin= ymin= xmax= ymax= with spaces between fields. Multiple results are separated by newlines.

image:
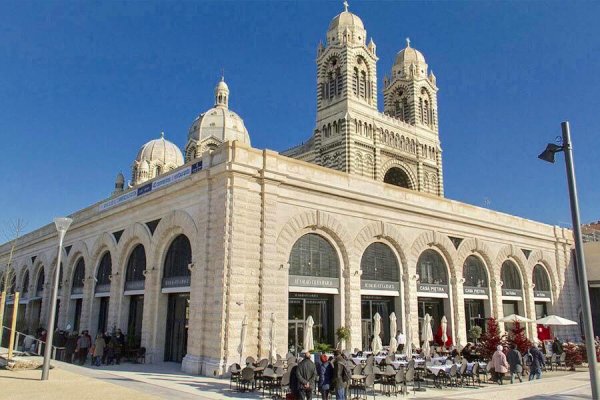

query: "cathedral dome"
xmin=393 ymin=39 xmax=428 ymax=77
xmin=328 ymin=10 xmax=364 ymax=32
xmin=131 ymin=133 xmax=184 ymax=186
xmin=326 ymin=2 xmax=367 ymax=45
xmin=135 ymin=133 xmax=184 ymax=167
xmin=185 ymin=78 xmax=250 ymax=160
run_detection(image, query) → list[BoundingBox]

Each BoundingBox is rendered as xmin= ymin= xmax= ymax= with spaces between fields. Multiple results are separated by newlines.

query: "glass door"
xmin=164 ymin=293 xmax=189 ymax=362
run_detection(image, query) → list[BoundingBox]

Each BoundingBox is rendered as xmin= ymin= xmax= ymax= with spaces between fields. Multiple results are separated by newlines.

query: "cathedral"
xmin=0 ymin=4 xmax=579 ymax=376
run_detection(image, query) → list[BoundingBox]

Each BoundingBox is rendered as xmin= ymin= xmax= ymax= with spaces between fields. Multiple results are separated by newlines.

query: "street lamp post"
xmin=41 ymin=217 xmax=73 ymax=381
xmin=538 ymin=121 xmax=599 ymax=399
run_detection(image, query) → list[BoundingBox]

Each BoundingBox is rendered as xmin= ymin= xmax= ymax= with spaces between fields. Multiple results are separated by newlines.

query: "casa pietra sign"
xmin=417 ymin=283 xmax=448 ymax=294
xmin=361 ymin=280 xmax=400 ymax=291
xmin=463 ymin=287 xmax=489 ymax=296
xmin=288 ymin=275 xmax=339 ymax=288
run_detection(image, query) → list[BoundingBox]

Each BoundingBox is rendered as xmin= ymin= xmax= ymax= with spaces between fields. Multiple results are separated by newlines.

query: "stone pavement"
xmin=0 ymin=359 xmax=596 ymax=400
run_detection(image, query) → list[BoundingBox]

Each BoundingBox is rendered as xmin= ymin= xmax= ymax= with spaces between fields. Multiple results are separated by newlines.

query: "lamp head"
xmin=54 ymin=217 xmax=73 ymax=233
xmin=538 ymin=143 xmax=563 ymax=163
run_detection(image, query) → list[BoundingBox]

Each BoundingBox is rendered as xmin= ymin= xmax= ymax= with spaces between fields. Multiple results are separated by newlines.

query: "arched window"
xmin=36 ymin=267 xmax=45 ymax=297
xmin=463 ymin=255 xmax=488 ymax=287
xmin=22 ymin=271 xmax=29 ymax=294
xmin=125 ymin=244 xmax=146 ymax=291
xmin=533 ymin=264 xmax=551 ymax=292
xmin=501 ymin=260 xmax=522 ymax=289
xmin=359 ymin=71 xmax=367 ymax=99
xmin=361 ymin=243 xmax=399 ymax=281
xmin=162 ymin=234 xmax=192 ymax=288
xmin=352 ymin=68 xmax=359 ymax=96
xmin=95 ymin=252 xmax=112 ymax=293
xmin=417 ymin=249 xmax=448 ymax=285
xmin=156 ymin=165 xmax=162 ymax=176
xmin=383 ymin=167 xmax=411 ymax=189
xmin=72 ymin=258 xmax=85 ymax=295
xmin=289 ymin=234 xmax=339 ymax=278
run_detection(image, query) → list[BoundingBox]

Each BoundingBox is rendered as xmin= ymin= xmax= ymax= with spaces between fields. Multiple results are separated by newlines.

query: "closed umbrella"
xmin=304 ymin=316 xmax=314 ymax=352
xmin=389 ymin=312 xmax=398 ymax=353
xmin=421 ymin=313 xmax=433 ymax=357
xmin=499 ymin=314 xmax=534 ymax=323
xmin=535 ymin=315 xmax=577 ymax=326
xmin=238 ymin=315 xmax=247 ymax=365
xmin=404 ymin=318 xmax=412 ymax=359
xmin=440 ymin=315 xmax=448 ymax=347
xmin=371 ymin=312 xmax=383 ymax=355
xmin=269 ymin=313 xmax=277 ymax=362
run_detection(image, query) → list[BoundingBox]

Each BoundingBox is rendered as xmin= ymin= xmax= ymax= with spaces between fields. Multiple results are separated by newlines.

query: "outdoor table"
xmin=431 ymin=356 xmax=448 ymax=364
xmin=351 ymin=356 xmax=367 ymax=365
xmin=261 ymin=373 xmax=283 ymax=396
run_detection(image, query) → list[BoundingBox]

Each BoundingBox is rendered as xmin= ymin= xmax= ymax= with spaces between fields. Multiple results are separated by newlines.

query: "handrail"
xmin=1 ymin=325 xmax=65 ymax=359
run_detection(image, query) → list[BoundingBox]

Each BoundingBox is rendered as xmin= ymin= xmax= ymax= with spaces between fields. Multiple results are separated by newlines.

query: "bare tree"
xmin=0 ymin=219 xmax=26 ymax=341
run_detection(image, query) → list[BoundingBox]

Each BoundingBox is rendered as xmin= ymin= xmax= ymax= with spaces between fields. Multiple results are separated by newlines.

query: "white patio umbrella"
xmin=421 ymin=313 xmax=433 ymax=357
xmin=269 ymin=313 xmax=277 ymax=362
xmin=371 ymin=312 xmax=383 ymax=355
xmin=535 ymin=315 xmax=577 ymax=326
xmin=440 ymin=315 xmax=448 ymax=347
xmin=304 ymin=316 xmax=315 ymax=351
xmin=499 ymin=314 xmax=534 ymax=323
xmin=388 ymin=312 xmax=398 ymax=353
xmin=238 ymin=315 xmax=248 ymax=364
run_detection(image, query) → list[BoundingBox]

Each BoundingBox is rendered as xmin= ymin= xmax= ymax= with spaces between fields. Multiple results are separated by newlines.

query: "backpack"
xmin=341 ymin=363 xmax=352 ymax=383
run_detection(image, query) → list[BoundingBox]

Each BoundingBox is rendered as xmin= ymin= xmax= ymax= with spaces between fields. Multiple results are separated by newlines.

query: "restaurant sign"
xmin=534 ymin=290 xmax=551 ymax=299
xmin=417 ymin=283 xmax=448 ymax=294
xmin=502 ymin=289 xmax=523 ymax=297
xmin=289 ymin=275 xmax=339 ymax=289
xmin=361 ymin=280 xmax=400 ymax=291
xmin=463 ymin=287 xmax=489 ymax=296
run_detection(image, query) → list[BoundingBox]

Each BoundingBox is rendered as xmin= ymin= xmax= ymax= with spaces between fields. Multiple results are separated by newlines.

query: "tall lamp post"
xmin=538 ymin=121 xmax=599 ymax=399
xmin=41 ymin=217 xmax=73 ymax=381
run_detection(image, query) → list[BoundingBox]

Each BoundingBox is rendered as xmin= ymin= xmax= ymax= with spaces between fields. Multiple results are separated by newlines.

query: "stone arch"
xmin=456 ymin=238 xmax=494 ymax=281
xmin=151 ymin=209 xmax=199 ymax=275
xmin=527 ymin=250 xmax=558 ymax=292
xmin=89 ymin=232 xmax=118 ymax=278
xmin=378 ymin=158 xmax=417 ymax=189
xmin=494 ymin=244 xmax=528 ymax=287
xmin=117 ymin=222 xmax=153 ymax=276
xmin=353 ymin=222 xmax=409 ymax=273
xmin=276 ymin=210 xmax=352 ymax=269
xmin=17 ymin=258 xmax=33 ymax=292
xmin=65 ymin=240 xmax=90 ymax=283
xmin=410 ymin=231 xmax=457 ymax=278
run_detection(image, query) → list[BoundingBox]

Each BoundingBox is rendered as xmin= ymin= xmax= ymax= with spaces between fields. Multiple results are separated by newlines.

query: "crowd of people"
xmin=291 ymin=349 xmax=352 ymax=400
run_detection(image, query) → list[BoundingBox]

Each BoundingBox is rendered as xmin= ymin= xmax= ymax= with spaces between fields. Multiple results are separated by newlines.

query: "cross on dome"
xmin=160 ymin=131 xmax=165 ymax=139
xmin=406 ymin=37 xmax=411 ymax=47
xmin=343 ymin=0 xmax=349 ymax=12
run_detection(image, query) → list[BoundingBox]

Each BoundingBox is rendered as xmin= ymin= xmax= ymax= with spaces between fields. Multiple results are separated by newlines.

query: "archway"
xmin=383 ymin=167 xmax=412 ymax=189
xmin=462 ymin=255 xmax=491 ymax=338
xmin=123 ymin=244 xmax=146 ymax=349
xmin=288 ymin=233 xmax=339 ymax=354
xmin=360 ymin=242 xmax=401 ymax=348
xmin=533 ymin=264 xmax=553 ymax=340
xmin=69 ymin=258 xmax=85 ymax=332
xmin=93 ymin=252 xmax=112 ymax=334
xmin=501 ymin=260 xmax=524 ymax=331
xmin=416 ymin=249 xmax=450 ymax=345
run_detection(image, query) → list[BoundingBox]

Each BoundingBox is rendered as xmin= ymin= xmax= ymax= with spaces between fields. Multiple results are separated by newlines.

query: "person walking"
xmin=113 ymin=329 xmax=125 ymax=365
xmin=528 ymin=344 xmax=545 ymax=380
xmin=316 ymin=354 xmax=334 ymax=400
xmin=491 ymin=345 xmax=509 ymax=385
xmin=76 ymin=330 xmax=91 ymax=365
xmin=506 ymin=344 xmax=523 ymax=384
xmin=396 ymin=331 xmax=406 ymax=353
xmin=332 ymin=350 xmax=350 ymax=400
xmin=93 ymin=333 xmax=106 ymax=366
xmin=295 ymin=350 xmax=318 ymax=400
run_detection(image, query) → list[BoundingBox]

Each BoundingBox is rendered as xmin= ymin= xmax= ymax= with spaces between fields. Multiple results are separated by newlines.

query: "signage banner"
xmin=289 ymin=275 xmax=339 ymax=289
xmin=99 ymin=161 xmax=203 ymax=212
xmin=464 ymin=287 xmax=489 ymax=296
xmin=502 ymin=288 xmax=523 ymax=297
xmin=361 ymin=280 xmax=400 ymax=291
xmin=534 ymin=290 xmax=551 ymax=299
xmin=417 ymin=283 xmax=448 ymax=294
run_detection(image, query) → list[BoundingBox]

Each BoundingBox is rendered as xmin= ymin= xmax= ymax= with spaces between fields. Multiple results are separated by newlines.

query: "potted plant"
xmin=468 ymin=325 xmax=482 ymax=344
xmin=336 ymin=326 xmax=351 ymax=350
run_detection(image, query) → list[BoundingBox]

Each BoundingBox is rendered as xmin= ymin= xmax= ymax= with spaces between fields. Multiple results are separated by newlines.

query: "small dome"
xmin=135 ymin=133 xmax=184 ymax=166
xmin=328 ymin=11 xmax=364 ymax=31
xmin=115 ymin=172 xmax=125 ymax=184
xmin=186 ymin=78 xmax=250 ymax=159
xmin=393 ymin=38 xmax=428 ymax=77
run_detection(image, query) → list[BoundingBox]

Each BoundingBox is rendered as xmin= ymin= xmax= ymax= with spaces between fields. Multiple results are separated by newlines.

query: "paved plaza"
xmin=0 ymin=359 xmax=595 ymax=400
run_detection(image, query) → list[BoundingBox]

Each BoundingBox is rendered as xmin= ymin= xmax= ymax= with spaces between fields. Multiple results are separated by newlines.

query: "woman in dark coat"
xmin=316 ymin=354 xmax=334 ymax=400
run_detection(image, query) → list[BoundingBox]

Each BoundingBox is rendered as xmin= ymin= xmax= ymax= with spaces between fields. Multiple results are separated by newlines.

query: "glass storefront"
xmin=418 ymin=298 xmax=443 ymax=339
xmin=288 ymin=293 xmax=334 ymax=354
xmin=361 ymin=296 xmax=395 ymax=348
xmin=464 ymin=299 xmax=486 ymax=334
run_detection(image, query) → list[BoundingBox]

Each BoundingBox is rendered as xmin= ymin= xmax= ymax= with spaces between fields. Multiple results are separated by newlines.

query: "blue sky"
xmin=1 ymin=1 xmax=599 ymax=235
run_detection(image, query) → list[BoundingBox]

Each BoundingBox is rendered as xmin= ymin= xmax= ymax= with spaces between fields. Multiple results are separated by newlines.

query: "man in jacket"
xmin=332 ymin=350 xmax=349 ymax=400
xmin=296 ymin=350 xmax=318 ymax=400
xmin=506 ymin=344 xmax=523 ymax=383
xmin=528 ymin=344 xmax=545 ymax=380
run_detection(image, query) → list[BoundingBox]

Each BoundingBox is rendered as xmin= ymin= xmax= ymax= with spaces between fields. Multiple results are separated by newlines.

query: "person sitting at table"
xmin=491 ymin=345 xmax=509 ymax=385
xmin=461 ymin=343 xmax=473 ymax=362
xmin=296 ymin=350 xmax=318 ymax=400
xmin=316 ymin=354 xmax=334 ymax=400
